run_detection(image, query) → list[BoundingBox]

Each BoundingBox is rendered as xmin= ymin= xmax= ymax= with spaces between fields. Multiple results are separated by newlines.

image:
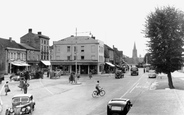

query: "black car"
xmin=130 ymin=66 xmax=139 ymax=76
xmin=107 ymin=98 xmax=133 ymax=115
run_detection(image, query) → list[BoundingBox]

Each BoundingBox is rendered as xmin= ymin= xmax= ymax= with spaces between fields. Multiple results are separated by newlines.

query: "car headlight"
xmin=26 ymin=106 xmax=31 ymax=110
xmin=21 ymin=108 xmax=26 ymax=112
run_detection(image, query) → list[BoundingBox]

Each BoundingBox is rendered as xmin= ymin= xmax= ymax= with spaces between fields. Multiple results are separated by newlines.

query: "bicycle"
xmin=92 ymin=88 xmax=106 ymax=97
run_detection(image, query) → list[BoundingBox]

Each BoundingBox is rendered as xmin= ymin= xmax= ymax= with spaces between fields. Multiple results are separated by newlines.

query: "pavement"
xmin=128 ymin=71 xmax=184 ymax=115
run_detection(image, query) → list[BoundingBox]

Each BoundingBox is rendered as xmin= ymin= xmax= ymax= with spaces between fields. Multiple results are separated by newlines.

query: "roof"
xmin=0 ymin=38 xmax=25 ymax=49
xmin=19 ymin=43 xmax=39 ymax=51
xmin=37 ymin=34 xmax=50 ymax=39
xmin=108 ymin=98 xmax=129 ymax=106
xmin=13 ymin=94 xmax=33 ymax=98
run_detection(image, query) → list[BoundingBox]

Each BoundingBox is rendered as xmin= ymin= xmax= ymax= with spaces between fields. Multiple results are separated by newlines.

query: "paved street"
xmin=0 ymin=69 xmax=184 ymax=115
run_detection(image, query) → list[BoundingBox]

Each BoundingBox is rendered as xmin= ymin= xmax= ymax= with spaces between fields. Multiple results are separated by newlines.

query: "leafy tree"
xmin=144 ymin=6 xmax=184 ymax=88
xmin=143 ymin=53 xmax=152 ymax=64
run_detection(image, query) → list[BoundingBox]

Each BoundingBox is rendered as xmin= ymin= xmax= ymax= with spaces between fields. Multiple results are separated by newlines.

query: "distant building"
xmin=20 ymin=29 xmax=51 ymax=69
xmin=51 ymin=35 xmax=104 ymax=74
xmin=0 ymin=37 xmax=29 ymax=74
xmin=125 ymin=42 xmax=143 ymax=65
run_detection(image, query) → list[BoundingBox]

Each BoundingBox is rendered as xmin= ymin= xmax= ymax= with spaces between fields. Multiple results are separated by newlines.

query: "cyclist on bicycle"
xmin=95 ymin=81 xmax=101 ymax=95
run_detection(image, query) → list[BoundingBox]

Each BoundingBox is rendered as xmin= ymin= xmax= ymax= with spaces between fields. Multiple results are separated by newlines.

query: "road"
xmin=0 ymin=68 xmax=157 ymax=115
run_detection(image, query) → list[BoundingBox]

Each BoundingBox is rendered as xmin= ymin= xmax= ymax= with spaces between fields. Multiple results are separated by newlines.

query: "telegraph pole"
xmin=75 ymin=28 xmax=78 ymax=75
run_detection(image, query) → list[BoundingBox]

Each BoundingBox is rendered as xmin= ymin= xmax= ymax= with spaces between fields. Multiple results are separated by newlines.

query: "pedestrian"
xmin=47 ymin=69 xmax=50 ymax=78
xmin=23 ymin=80 xmax=29 ymax=94
xmin=89 ymin=71 xmax=92 ymax=79
xmin=4 ymin=81 xmax=10 ymax=96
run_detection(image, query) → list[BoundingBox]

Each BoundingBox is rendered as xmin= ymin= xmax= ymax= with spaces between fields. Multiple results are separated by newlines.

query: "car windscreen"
xmin=13 ymin=97 xmax=21 ymax=103
xmin=21 ymin=97 xmax=29 ymax=102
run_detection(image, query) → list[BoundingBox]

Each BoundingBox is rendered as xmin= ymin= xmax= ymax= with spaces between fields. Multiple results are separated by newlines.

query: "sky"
xmin=0 ymin=0 xmax=184 ymax=57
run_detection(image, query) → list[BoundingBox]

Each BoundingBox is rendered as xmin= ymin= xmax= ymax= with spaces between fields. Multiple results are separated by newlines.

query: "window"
xmin=81 ymin=49 xmax=84 ymax=52
xmin=17 ymin=53 xmax=20 ymax=59
xmin=74 ymin=46 xmax=77 ymax=53
xmin=74 ymin=56 xmax=76 ymax=60
xmin=91 ymin=55 xmax=95 ymax=60
xmin=67 ymin=46 xmax=70 ymax=52
xmin=91 ymin=45 xmax=95 ymax=53
xmin=81 ymin=56 xmax=84 ymax=60
xmin=11 ymin=53 xmax=13 ymax=59
xmin=67 ymin=56 xmax=71 ymax=60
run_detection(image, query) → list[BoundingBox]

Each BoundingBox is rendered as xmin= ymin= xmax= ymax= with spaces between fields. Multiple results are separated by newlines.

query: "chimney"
xmin=38 ymin=32 xmax=42 ymax=35
xmin=9 ymin=37 xmax=12 ymax=42
xmin=28 ymin=28 xmax=32 ymax=33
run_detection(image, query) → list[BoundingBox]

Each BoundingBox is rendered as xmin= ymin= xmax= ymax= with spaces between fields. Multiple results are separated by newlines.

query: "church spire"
xmin=132 ymin=42 xmax=137 ymax=58
xmin=133 ymin=42 xmax=136 ymax=50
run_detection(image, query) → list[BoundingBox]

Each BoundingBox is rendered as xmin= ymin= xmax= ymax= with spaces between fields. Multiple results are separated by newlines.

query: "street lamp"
xmin=74 ymin=28 xmax=92 ymax=75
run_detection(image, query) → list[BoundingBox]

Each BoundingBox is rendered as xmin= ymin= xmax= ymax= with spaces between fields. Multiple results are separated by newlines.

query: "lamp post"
xmin=74 ymin=28 xmax=92 ymax=75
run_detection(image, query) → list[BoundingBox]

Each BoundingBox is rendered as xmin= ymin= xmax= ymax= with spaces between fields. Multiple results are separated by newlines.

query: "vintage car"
xmin=131 ymin=66 xmax=139 ymax=76
xmin=115 ymin=69 xmax=124 ymax=79
xmin=148 ymin=69 xmax=157 ymax=78
xmin=107 ymin=98 xmax=133 ymax=115
xmin=5 ymin=94 xmax=35 ymax=115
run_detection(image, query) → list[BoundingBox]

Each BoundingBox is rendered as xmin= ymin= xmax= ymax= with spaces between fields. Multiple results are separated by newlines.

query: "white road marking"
xmin=39 ymin=79 xmax=54 ymax=95
xmin=129 ymin=82 xmax=139 ymax=93
xmin=121 ymin=75 xmax=143 ymax=98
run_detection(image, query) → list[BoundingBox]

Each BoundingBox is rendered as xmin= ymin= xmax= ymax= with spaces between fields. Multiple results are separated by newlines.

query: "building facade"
xmin=20 ymin=29 xmax=51 ymax=69
xmin=51 ymin=36 xmax=104 ymax=74
xmin=19 ymin=43 xmax=40 ymax=71
xmin=0 ymin=37 xmax=29 ymax=74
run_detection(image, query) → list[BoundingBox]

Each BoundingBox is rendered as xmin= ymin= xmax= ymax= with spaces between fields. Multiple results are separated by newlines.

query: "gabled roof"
xmin=105 ymin=44 xmax=113 ymax=50
xmin=19 ymin=43 xmax=39 ymax=51
xmin=0 ymin=38 xmax=24 ymax=49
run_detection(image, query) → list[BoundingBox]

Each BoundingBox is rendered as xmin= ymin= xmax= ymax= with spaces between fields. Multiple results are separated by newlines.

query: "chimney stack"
xmin=28 ymin=28 xmax=32 ymax=33
xmin=9 ymin=37 xmax=12 ymax=42
xmin=38 ymin=32 xmax=42 ymax=35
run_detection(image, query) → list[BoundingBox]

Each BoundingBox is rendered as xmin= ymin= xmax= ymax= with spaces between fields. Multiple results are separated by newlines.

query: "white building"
xmin=51 ymin=36 xmax=104 ymax=74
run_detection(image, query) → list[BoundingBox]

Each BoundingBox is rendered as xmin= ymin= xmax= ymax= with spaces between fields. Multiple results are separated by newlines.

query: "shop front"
xmin=9 ymin=60 xmax=30 ymax=74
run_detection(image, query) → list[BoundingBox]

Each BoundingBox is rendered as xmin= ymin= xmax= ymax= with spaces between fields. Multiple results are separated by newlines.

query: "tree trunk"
xmin=167 ymin=72 xmax=175 ymax=89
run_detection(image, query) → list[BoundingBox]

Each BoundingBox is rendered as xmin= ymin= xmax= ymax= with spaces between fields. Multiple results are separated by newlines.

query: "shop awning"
xmin=11 ymin=61 xmax=30 ymax=66
xmin=41 ymin=60 xmax=51 ymax=66
xmin=105 ymin=62 xmax=115 ymax=67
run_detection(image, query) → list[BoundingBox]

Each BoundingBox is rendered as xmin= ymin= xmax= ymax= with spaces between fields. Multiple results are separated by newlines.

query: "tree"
xmin=144 ymin=6 xmax=184 ymax=89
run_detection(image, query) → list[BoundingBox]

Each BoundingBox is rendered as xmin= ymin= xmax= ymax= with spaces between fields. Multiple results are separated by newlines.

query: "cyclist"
xmin=95 ymin=81 xmax=101 ymax=95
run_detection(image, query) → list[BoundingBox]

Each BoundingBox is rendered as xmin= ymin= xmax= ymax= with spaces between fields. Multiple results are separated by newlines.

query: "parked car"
xmin=115 ymin=69 xmax=124 ymax=79
xmin=148 ymin=70 xmax=157 ymax=78
xmin=5 ymin=94 xmax=35 ymax=115
xmin=10 ymin=74 xmax=25 ymax=81
xmin=131 ymin=66 xmax=139 ymax=76
xmin=107 ymin=98 xmax=133 ymax=115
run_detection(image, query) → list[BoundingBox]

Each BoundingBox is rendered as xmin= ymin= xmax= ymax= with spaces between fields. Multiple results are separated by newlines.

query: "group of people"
xmin=69 ymin=71 xmax=80 ymax=84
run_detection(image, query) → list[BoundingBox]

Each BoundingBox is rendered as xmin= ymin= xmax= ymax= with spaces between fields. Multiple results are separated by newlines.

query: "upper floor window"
xmin=74 ymin=46 xmax=77 ymax=53
xmin=67 ymin=46 xmax=70 ymax=52
xmin=91 ymin=45 xmax=95 ymax=53
xmin=91 ymin=55 xmax=95 ymax=60
xmin=81 ymin=56 xmax=84 ymax=60
xmin=74 ymin=56 xmax=76 ymax=60
xmin=67 ymin=56 xmax=71 ymax=60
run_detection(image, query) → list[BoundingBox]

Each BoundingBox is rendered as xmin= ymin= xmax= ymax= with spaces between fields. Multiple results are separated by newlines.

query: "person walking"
xmin=23 ymin=80 xmax=29 ymax=94
xmin=89 ymin=71 xmax=92 ymax=79
xmin=4 ymin=81 xmax=10 ymax=96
